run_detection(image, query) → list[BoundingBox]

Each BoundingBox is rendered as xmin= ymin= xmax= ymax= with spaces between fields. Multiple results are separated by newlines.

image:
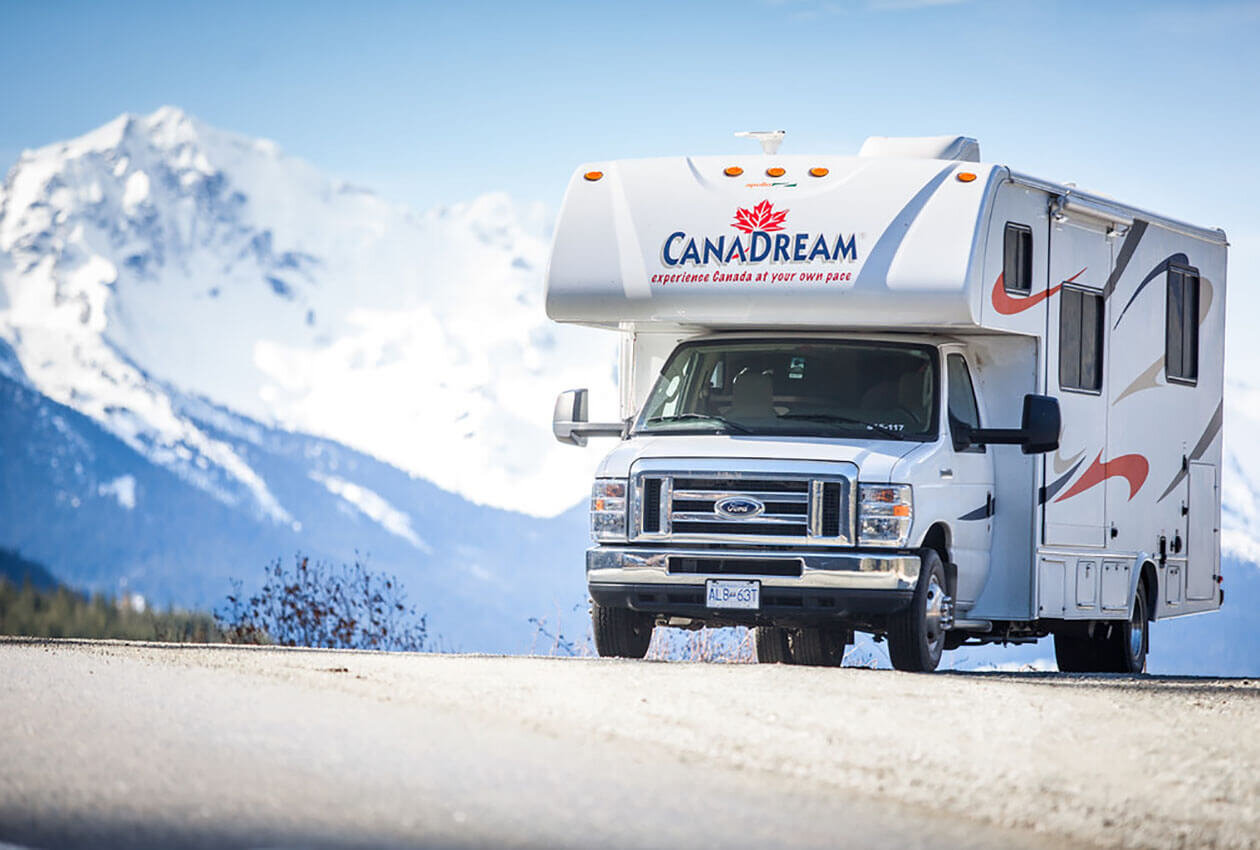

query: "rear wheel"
xmin=789 ymin=627 xmax=849 ymax=667
xmin=887 ymin=550 xmax=949 ymax=672
xmin=754 ymin=626 xmax=792 ymax=663
xmin=1054 ymin=580 xmax=1149 ymax=674
xmin=591 ymin=602 xmax=654 ymax=659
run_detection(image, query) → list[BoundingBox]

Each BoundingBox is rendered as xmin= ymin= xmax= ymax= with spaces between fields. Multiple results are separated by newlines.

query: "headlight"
xmin=858 ymin=484 xmax=913 ymax=548
xmin=590 ymin=478 xmax=628 ymax=542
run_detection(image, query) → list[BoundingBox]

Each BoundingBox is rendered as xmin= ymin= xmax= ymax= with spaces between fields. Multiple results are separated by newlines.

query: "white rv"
xmin=545 ymin=133 xmax=1227 ymax=672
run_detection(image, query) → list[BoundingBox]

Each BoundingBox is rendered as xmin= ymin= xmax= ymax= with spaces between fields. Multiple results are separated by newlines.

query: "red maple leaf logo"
xmin=731 ymin=200 xmax=788 ymax=234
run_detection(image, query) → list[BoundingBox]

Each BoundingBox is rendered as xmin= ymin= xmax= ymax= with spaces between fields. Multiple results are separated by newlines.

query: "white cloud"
xmin=98 ymin=475 xmax=137 ymax=510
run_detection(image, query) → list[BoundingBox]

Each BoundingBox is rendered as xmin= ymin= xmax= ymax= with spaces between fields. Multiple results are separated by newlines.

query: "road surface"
xmin=1 ymin=638 xmax=1257 ymax=849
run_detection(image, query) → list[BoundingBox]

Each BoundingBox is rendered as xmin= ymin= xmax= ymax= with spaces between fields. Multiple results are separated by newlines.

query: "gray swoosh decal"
xmin=958 ymin=500 xmax=994 ymax=521
xmin=1102 ymin=219 xmax=1148 ymax=300
xmin=1053 ymin=446 xmax=1086 ymax=475
xmin=1040 ymin=457 xmax=1085 ymax=504
xmin=1156 ymin=401 xmax=1224 ymax=502
xmin=1114 ymin=252 xmax=1189 ymax=329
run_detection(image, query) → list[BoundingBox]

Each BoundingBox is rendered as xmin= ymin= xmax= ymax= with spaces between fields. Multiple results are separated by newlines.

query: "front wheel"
xmin=886 ymin=550 xmax=949 ymax=672
xmin=591 ymin=602 xmax=654 ymax=659
xmin=754 ymin=626 xmax=792 ymax=664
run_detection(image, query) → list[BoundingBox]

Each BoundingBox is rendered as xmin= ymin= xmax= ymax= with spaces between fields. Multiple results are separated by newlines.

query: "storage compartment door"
xmin=1186 ymin=462 xmax=1220 ymax=601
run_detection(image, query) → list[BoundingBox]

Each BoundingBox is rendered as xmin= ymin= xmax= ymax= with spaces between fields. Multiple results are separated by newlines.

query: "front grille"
xmin=821 ymin=482 xmax=843 ymax=537
xmin=632 ymin=469 xmax=854 ymax=546
xmin=668 ymin=557 xmax=803 ymax=577
xmin=642 ymin=478 xmax=663 ymax=533
xmin=671 ymin=475 xmax=810 ymax=537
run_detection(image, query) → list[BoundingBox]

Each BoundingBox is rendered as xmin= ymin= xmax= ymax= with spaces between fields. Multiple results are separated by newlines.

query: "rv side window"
xmin=1166 ymin=265 xmax=1200 ymax=384
xmin=1003 ymin=223 xmax=1033 ymax=294
xmin=946 ymin=354 xmax=984 ymax=453
xmin=1059 ymin=287 xmax=1104 ymax=392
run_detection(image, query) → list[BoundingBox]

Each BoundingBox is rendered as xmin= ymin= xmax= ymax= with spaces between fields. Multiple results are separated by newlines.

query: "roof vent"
xmin=735 ymin=130 xmax=786 ymax=155
xmin=858 ymin=135 xmax=980 ymax=162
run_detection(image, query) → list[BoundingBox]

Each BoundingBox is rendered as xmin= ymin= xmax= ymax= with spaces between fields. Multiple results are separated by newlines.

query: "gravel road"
xmin=1 ymin=638 xmax=1256 ymax=849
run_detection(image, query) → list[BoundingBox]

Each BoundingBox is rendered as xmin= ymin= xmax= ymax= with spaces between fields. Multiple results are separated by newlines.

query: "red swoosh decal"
xmin=1054 ymin=451 xmax=1149 ymax=502
xmin=991 ymin=268 xmax=1087 ymax=315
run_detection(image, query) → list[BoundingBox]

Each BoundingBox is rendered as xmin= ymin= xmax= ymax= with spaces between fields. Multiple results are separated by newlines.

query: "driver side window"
xmin=947 ymin=354 xmax=984 ymax=453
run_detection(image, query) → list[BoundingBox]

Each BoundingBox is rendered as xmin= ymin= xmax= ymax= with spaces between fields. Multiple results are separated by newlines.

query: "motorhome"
xmin=544 ymin=133 xmax=1227 ymax=672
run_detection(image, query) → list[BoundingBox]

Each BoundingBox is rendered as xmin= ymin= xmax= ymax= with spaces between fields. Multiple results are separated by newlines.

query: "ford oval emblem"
xmin=715 ymin=496 xmax=765 ymax=520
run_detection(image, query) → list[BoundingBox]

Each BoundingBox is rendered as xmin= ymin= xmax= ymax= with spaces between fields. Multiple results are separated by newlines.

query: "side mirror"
xmin=1018 ymin=394 xmax=1061 ymax=455
xmin=552 ymin=389 xmax=625 ymax=447
xmin=961 ymin=393 xmax=1060 ymax=455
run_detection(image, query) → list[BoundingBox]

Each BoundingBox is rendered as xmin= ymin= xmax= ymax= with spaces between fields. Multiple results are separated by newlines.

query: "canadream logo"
xmin=661 ymin=201 xmax=857 ymax=268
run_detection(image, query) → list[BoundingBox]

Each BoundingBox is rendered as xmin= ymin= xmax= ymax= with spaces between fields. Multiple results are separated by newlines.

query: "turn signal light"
xmin=809 ymin=167 xmax=829 ymax=178
xmin=766 ymin=167 xmax=785 ymax=178
xmin=956 ymin=172 xmax=977 ymax=183
xmin=724 ymin=166 xmax=744 ymax=177
xmin=892 ymin=504 xmax=911 ymax=517
xmin=584 ymin=171 xmax=604 ymax=182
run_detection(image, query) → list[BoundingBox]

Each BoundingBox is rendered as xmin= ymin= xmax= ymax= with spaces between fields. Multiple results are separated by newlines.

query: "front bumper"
xmin=587 ymin=545 xmax=920 ymax=624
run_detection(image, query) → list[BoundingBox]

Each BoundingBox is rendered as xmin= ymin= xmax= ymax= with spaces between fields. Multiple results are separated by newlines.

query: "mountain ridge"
xmin=0 ymin=106 xmax=616 ymax=521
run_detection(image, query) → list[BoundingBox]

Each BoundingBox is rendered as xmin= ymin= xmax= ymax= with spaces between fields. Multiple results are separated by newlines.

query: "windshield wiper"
xmin=645 ymin=413 xmax=752 ymax=434
xmin=778 ymin=413 xmax=906 ymax=440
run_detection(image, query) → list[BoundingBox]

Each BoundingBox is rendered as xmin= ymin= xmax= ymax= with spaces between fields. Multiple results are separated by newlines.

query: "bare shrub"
xmin=218 ymin=555 xmax=426 ymax=651
xmin=529 ymin=602 xmax=593 ymax=656
xmin=647 ymin=626 xmax=754 ymax=663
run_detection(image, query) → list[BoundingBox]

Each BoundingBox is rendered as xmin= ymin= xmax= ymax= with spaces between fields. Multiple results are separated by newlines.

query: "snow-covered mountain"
xmin=0 ymin=107 xmax=617 ymax=521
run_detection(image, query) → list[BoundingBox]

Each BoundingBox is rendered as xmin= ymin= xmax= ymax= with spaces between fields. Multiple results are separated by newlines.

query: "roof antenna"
xmin=735 ymin=130 xmax=785 ymax=155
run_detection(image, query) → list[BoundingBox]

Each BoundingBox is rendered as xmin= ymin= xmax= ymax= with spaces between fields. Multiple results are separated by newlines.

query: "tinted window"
xmin=1166 ymin=266 xmax=1200 ymax=383
xmin=1060 ymin=287 xmax=1104 ymax=392
xmin=947 ymin=354 xmax=983 ymax=451
xmin=1003 ymin=223 xmax=1033 ymax=294
xmin=635 ymin=340 xmax=939 ymax=442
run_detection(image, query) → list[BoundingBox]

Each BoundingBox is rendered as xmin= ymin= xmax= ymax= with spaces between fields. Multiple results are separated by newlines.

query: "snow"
xmin=122 ymin=170 xmax=149 ymax=208
xmin=98 ymin=474 xmax=137 ymax=510
xmin=0 ymin=107 xmax=616 ymax=521
xmin=310 ymin=471 xmax=431 ymax=552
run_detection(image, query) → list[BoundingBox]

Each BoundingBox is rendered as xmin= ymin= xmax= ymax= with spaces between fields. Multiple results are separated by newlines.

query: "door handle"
xmin=939 ymin=468 xmax=954 ymax=479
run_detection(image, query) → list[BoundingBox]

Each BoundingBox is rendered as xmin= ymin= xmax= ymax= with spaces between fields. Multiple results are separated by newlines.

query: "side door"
xmin=944 ymin=352 xmax=994 ymax=605
xmin=1042 ymin=219 xmax=1112 ymax=547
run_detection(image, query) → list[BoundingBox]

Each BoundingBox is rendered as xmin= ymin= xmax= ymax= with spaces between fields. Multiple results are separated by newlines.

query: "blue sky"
xmin=3 ymin=0 xmax=1258 ymax=356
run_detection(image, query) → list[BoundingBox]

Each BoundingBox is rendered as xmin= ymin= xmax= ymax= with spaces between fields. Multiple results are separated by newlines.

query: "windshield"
xmin=634 ymin=339 xmax=939 ymax=441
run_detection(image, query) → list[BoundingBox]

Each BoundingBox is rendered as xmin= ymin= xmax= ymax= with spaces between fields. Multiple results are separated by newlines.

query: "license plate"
xmin=705 ymin=579 xmax=761 ymax=610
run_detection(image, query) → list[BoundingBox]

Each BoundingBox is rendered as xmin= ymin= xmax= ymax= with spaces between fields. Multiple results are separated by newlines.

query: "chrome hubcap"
xmin=923 ymin=573 xmax=949 ymax=658
xmin=1130 ymin=598 xmax=1145 ymax=662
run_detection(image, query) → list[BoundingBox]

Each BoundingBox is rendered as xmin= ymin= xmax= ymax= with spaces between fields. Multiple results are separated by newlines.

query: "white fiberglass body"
xmin=545 ymin=133 xmax=1228 ymax=671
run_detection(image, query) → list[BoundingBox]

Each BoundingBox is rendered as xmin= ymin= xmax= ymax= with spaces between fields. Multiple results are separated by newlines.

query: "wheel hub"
xmin=923 ymin=574 xmax=950 ymax=655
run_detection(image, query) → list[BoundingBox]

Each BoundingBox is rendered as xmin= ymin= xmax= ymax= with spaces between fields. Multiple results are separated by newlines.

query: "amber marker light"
xmin=583 ymin=171 xmax=604 ymax=181
xmin=766 ymin=167 xmax=786 ymax=178
xmin=724 ymin=166 xmax=744 ymax=177
xmin=892 ymin=504 xmax=911 ymax=517
xmin=956 ymin=172 xmax=977 ymax=183
xmin=808 ymin=167 xmax=829 ymax=178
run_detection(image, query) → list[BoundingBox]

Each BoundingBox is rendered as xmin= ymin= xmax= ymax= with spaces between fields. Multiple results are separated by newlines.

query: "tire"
xmin=591 ymin=602 xmax=654 ymax=659
xmin=1111 ymin=580 xmax=1149 ymax=673
xmin=1053 ymin=580 xmax=1149 ymax=674
xmin=1053 ymin=633 xmax=1098 ymax=673
xmin=789 ymin=627 xmax=849 ymax=667
xmin=754 ymin=626 xmax=792 ymax=664
xmin=887 ymin=549 xmax=949 ymax=672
